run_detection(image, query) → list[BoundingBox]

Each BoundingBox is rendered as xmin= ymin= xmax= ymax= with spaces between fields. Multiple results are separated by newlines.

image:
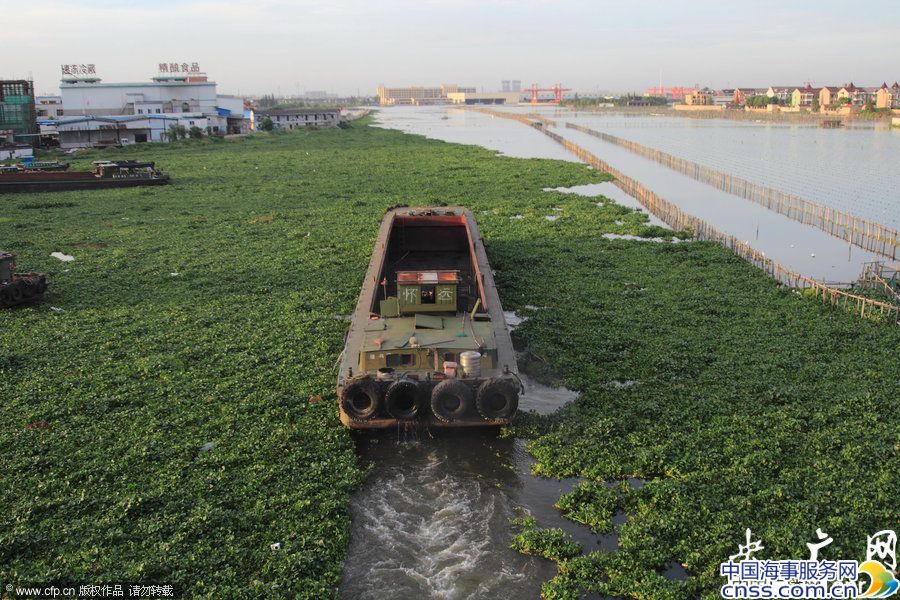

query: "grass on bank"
xmin=1 ymin=119 xmax=897 ymax=600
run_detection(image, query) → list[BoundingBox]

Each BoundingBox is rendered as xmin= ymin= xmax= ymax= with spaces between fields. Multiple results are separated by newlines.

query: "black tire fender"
xmin=384 ymin=380 xmax=422 ymax=420
xmin=430 ymin=379 xmax=473 ymax=422
xmin=341 ymin=377 xmax=381 ymax=421
xmin=476 ymin=378 xmax=519 ymax=421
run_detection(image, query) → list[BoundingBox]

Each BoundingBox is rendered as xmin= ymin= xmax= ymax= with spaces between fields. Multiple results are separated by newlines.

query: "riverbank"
xmin=1 ymin=120 xmax=897 ymax=599
xmin=560 ymin=103 xmax=896 ymax=125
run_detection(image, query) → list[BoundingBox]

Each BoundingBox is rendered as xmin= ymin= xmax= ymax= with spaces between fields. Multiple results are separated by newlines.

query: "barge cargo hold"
xmin=336 ymin=206 xmax=520 ymax=429
xmin=0 ymin=160 xmax=169 ymax=193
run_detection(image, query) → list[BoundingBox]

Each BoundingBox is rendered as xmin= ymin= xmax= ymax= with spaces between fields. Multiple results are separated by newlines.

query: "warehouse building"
xmin=446 ymin=91 xmax=522 ymax=105
xmin=51 ymin=66 xmax=245 ymax=147
xmin=51 ymin=114 xmax=210 ymax=148
xmin=255 ymin=108 xmax=341 ymax=129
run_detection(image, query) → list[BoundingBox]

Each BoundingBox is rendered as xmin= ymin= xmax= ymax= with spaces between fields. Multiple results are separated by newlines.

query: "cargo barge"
xmin=0 ymin=160 xmax=168 ymax=193
xmin=336 ymin=206 xmax=520 ymax=429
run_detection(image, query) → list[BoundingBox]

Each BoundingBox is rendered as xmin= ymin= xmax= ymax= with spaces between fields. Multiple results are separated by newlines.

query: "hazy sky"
xmin=3 ymin=0 xmax=899 ymax=97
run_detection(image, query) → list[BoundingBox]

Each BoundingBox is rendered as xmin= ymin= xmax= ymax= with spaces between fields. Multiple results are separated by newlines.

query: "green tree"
xmin=167 ymin=123 xmax=187 ymax=141
xmin=746 ymin=95 xmax=770 ymax=108
xmin=811 ymin=99 xmax=821 ymax=112
xmin=259 ymin=117 xmax=274 ymax=132
xmin=188 ymin=125 xmax=203 ymax=139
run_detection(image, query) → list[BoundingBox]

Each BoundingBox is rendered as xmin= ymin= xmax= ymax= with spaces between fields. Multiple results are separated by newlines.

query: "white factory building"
xmin=254 ymin=108 xmax=341 ymax=129
xmin=45 ymin=68 xmax=246 ymax=148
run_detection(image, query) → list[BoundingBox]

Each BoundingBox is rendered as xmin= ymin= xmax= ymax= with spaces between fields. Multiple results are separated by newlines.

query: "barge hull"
xmin=337 ymin=207 xmax=518 ymax=429
xmin=0 ymin=176 xmax=169 ymax=194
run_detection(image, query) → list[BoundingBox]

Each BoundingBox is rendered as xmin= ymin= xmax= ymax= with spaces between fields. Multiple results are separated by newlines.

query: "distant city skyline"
xmin=3 ymin=0 xmax=899 ymax=97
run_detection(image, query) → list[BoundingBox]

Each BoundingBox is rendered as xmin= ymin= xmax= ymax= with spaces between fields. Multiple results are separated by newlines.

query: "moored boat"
xmin=336 ymin=206 xmax=520 ymax=429
xmin=0 ymin=160 xmax=168 ymax=193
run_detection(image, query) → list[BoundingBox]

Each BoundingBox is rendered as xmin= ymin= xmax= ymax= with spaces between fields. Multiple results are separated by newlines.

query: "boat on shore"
xmin=0 ymin=160 xmax=168 ymax=193
xmin=0 ymin=161 xmax=69 ymax=173
xmin=336 ymin=206 xmax=520 ymax=429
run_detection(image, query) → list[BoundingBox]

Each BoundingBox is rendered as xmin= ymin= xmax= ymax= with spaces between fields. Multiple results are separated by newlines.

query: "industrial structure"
xmin=376 ymin=84 xmax=476 ymax=106
xmin=446 ymin=91 xmax=522 ymax=105
xmin=40 ymin=65 xmax=246 ymax=148
xmin=521 ymin=83 xmax=572 ymax=104
xmin=0 ymin=80 xmax=37 ymax=150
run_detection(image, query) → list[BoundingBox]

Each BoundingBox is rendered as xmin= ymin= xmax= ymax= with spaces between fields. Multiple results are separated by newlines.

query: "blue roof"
xmin=215 ymin=107 xmax=231 ymax=117
xmin=41 ymin=114 xmax=200 ymax=126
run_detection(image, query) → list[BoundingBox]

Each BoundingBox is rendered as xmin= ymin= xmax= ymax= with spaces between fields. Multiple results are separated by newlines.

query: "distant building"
xmin=645 ymin=87 xmax=696 ymax=101
xmin=875 ymin=82 xmax=900 ymax=109
xmin=447 ymin=91 xmax=521 ymax=105
xmin=766 ymin=87 xmax=795 ymax=104
xmin=836 ymin=83 xmax=869 ymax=106
xmin=57 ymin=68 xmax=245 ymax=138
xmin=818 ymin=86 xmax=841 ymax=108
xmin=791 ymin=85 xmax=817 ymax=108
xmin=376 ymin=84 xmax=476 ymax=106
xmin=684 ymin=89 xmax=714 ymax=105
xmin=35 ymin=95 xmax=64 ymax=118
xmin=255 ymin=108 xmax=341 ymax=129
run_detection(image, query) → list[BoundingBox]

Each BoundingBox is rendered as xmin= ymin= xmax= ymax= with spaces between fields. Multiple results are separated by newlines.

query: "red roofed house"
xmin=875 ymin=82 xmax=900 ymax=109
xmin=837 ymin=83 xmax=869 ymax=106
xmin=791 ymin=85 xmax=817 ymax=108
xmin=818 ymin=86 xmax=842 ymax=108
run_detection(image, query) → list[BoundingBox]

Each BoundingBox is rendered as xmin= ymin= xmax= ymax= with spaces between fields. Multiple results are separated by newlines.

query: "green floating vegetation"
xmin=554 ymin=480 xmax=624 ymax=534
xmin=0 ymin=119 xmax=607 ymax=598
xmin=510 ymin=516 xmax=582 ymax=561
xmin=499 ymin=184 xmax=900 ymax=597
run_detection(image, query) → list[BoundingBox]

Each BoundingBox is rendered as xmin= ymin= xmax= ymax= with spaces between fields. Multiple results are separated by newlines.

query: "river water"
xmin=373 ymin=106 xmax=897 ymax=281
xmin=339 ymin=380 xmax=596 ymax=600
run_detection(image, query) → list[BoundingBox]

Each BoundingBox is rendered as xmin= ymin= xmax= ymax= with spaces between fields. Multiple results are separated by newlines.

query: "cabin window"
xmin=443 ymin=352 xmax=456 ymax=363
xmin=420 ymin=285 xmax=436 ymax=304
xmin=386 ymin=353 xmax=415 ymax=367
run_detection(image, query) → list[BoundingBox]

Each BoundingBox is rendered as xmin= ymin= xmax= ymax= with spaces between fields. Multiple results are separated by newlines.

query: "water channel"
xmin=374 ymin=106 xmax=897 ymax=281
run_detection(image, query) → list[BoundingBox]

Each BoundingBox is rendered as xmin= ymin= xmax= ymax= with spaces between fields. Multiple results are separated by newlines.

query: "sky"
xmin=3 ymin=0 xmax=899 ymax=97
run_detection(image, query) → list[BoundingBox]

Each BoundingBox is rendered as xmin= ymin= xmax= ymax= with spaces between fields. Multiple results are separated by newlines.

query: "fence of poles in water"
xmin=469 ymin=108 xmax=899 ymax=323
xmin=564 ymin=122 xmax=899 ymax=261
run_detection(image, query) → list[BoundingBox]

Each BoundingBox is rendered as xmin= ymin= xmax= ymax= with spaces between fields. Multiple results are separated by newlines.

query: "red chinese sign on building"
xmin=61 ymin=64 xmax=97 ymax=77
xmin=158 ymin=62 xmax=201 ymax=74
